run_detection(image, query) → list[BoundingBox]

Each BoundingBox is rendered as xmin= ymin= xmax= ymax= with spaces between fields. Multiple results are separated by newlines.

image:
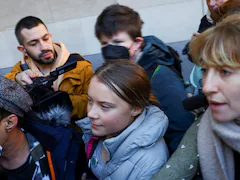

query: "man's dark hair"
xmin=0 ymin=108 xmax=24 ymax=126
xmin=15 ymin=16 xmax=47 ymax=45
xmin=95 ymin=4 xmax=144 ymax=40
xmin=0 ymin=108 xmax=11 ymax=120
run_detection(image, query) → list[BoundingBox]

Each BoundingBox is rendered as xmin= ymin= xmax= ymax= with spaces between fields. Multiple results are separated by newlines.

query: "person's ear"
xmin=131 ymin=107 xmax=142 ymax=117
xmin=3 ymin=114 xmax=18 ymax=132
xmin=17 ymin=45 xmax=28 ymax=56
xmin=134 ymin=37 xmax=144 ymax=50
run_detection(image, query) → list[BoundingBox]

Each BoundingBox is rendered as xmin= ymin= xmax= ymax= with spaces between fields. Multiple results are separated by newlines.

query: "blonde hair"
xmin=189 ymin=14 xmax=240 ymax=68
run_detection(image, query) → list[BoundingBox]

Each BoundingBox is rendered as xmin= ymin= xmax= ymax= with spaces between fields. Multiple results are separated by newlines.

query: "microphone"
xmin=183 ymin=94 xmax=208 ymax=111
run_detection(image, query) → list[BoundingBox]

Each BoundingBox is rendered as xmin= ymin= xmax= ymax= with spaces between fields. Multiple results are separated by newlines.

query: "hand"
xmin=15 ymin=70 xmax=38 ymax=86
xmin=81 ymin=172 xmax=87 ymax=180
xmin=187 ymin=93 xmax=193 ymax=98
xmin=51 ymin=84 xmax=58 ymax=92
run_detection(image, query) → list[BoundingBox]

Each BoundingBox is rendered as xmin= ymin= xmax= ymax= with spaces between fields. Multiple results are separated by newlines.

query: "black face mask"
xmin=101 ymin=45 xmax=130 ymax=60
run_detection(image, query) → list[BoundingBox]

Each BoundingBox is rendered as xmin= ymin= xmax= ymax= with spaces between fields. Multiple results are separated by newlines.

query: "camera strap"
xmin=66 ymin=53 xmax=84 ymax=64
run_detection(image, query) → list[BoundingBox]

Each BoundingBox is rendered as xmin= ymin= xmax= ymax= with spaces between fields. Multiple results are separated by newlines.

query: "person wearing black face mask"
xmin=95 ymin=4 xmax=195 ymax=155
xmin=102 ymin=45 xmax=130 ymax=60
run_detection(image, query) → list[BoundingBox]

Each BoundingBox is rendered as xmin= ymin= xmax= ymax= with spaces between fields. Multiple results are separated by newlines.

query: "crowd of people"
xmin=0 ymin=0 xmax=240 ymax=179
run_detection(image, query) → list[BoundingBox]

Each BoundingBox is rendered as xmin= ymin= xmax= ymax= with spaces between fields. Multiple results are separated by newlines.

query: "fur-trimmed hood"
xmin=35 ymin=104 xmax=72 ymax=126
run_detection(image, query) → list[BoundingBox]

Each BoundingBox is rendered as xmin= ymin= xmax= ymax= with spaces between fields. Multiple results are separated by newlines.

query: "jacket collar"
xmin=138 ymin=36 xmax=175 ymax=69
xmin=77 ymin=105 xmax=168 ymax=178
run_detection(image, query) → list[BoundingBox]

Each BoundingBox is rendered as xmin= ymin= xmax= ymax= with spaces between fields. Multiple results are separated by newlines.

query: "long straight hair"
xmin=94 ymin=60 xmax=159 ymax=109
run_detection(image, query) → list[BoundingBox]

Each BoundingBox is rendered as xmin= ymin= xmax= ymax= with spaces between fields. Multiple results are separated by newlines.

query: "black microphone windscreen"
xmin=183 ymin=94 xmax=208 ymax=111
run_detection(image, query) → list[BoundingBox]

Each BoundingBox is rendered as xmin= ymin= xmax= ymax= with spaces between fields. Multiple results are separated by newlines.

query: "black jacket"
xmin=138 ymin=36 xmax=195 ymax=154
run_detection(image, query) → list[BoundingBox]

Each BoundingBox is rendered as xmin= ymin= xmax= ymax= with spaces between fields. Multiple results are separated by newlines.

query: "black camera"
xmin=25 ymin=58 xmax=77 ymax=92
xmin=24 ymin=57 xmax=78 ymax=114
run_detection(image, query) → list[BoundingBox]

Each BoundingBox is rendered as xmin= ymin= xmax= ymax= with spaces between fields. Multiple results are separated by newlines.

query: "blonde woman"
xmin=153 ymin=14 xmax=240 ymax=180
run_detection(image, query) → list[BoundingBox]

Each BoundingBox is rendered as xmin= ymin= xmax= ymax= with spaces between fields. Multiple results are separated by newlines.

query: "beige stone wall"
xmin=0 ymin=0 xmax=207 ymax=68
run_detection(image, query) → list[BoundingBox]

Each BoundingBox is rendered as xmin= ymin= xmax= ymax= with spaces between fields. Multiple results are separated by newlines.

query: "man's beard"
xmin=26 ymin=49 xmax=56 ymax=65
